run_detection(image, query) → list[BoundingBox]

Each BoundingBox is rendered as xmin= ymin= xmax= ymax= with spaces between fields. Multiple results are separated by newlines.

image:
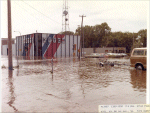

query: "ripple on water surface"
xmin=1 ymin=56 xmax=146 ymax=112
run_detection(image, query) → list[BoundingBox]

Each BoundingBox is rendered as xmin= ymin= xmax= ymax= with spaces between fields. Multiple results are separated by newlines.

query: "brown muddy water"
xmin=1 ymin=56 xmax=146 ymax=112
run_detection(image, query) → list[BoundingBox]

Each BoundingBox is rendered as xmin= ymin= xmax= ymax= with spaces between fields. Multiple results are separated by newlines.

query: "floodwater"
xmin=1 ymin=56 xmax=146 ymax=112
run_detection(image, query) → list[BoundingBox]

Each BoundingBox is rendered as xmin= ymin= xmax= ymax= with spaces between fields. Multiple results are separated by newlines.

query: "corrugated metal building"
xmin=1 ymin=38 xmax=16 ymax=56
xmin=16 ymin=33 xmax=80 ymax=59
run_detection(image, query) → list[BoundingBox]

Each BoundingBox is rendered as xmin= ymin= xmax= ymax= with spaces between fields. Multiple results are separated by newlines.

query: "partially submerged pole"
xmin=79 ymin=15 xmax=86 ymax=58
xmin=51 ymin=37 xmax=53 ymax=73
xmin=7 ymin=0 xmax=13 ymax=70
xmin=52 ymin=58 xmax=53 ymax=73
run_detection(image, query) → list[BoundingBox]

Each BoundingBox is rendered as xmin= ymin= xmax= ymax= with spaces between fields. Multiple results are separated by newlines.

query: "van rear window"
xmin=133 ymin=50 xmax=144 ymax=55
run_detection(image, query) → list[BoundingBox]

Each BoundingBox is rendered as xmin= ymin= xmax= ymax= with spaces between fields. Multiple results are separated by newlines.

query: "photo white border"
xmin=146 ymin=0 xmax=150 ymax=104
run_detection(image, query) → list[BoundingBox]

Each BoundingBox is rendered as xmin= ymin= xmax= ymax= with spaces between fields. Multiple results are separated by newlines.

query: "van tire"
xmin=136 ymin=64 xmax=143 ymax=70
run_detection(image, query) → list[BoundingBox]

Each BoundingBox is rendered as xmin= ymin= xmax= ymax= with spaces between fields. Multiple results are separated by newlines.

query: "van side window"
xmin=133 ymin=50 xmax=144 ymax=55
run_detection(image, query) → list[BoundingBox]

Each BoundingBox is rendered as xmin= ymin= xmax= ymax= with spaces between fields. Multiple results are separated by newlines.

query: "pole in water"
xmin=51 ymin=58 xmax=53 ymax=73
xmin=7 ymin=0 xmax=13 ymax=70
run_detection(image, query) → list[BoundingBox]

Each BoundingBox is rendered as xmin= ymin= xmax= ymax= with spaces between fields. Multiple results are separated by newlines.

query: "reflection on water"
xmin=78 ymin=58 xmax=127 ymax=89
xmin=130 ymin=69 xmax=146 ymax=92
xmin=7 ymin=70 xmax=18 ymax=112
xmin=1 ymin=56 xmax=146 ymax=112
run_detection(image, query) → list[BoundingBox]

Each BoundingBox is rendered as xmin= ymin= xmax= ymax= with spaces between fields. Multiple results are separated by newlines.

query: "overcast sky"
xmin=1 ymin=0 xmax=149 ymax=38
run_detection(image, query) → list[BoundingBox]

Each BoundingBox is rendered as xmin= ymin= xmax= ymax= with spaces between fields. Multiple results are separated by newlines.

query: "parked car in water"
xmin=84 ymin=53 xmax=105 ymax=58
xmin=130 ymin=48 xmax=147 ymax=70
xmin=105 ymin=53 xmax=127 ymax=58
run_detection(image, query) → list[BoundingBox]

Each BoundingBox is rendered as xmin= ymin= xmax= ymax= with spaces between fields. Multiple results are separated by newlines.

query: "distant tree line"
xmin=59 ymin=22 xmax=147 ymax=53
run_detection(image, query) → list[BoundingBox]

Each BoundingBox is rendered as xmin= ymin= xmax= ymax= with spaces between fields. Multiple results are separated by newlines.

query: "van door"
xmin=142 ymin=50 xmax=147 ymax=68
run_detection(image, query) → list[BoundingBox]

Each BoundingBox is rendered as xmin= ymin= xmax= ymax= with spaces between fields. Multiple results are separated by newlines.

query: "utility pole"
xmin=79 ymin=15 xmax=86 ymax=58
xmin=7 ymin=0 xmax=13 ymax=70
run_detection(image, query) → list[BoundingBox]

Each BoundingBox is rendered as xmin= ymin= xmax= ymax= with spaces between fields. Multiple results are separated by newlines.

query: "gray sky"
xmin=1 ymin=0 xmax=148 ymax=38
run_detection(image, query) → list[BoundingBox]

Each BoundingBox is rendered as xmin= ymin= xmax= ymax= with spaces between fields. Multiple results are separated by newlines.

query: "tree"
xmin=59 ymin=31 xmax=74 ymax=35
xmin=75 ymin=22 xmax=147 ymax=53
xmin=137 ymin=29 xmax=147 ymax=47
xmin=93 ymin=22 xmax=111 ymax=47
xmin=75 ymin=25 xmax=94 ymax=48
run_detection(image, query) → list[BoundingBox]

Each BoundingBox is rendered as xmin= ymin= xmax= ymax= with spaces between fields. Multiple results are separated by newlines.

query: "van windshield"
xmin=133 ymin=50 xmax=144 ymax=55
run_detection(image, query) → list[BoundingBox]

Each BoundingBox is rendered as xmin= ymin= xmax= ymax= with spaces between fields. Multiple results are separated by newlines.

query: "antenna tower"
xmin=62 ymin=0 xmax=70 ymax=33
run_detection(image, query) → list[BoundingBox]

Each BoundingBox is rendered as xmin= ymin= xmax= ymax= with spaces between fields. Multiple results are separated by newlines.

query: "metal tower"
xmin=62 ymin=0 xmax=70 ymax=33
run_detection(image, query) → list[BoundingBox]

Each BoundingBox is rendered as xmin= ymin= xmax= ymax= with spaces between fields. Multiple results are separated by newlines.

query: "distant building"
xmin=1 ymin=38 xmax=16 ymax=56
xmin=83 ymin=47 xmax=126 ymax=55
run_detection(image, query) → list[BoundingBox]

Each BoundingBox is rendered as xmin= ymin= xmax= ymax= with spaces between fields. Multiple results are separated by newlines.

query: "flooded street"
xmin=1 ymin=56 xmax=146 ymax=112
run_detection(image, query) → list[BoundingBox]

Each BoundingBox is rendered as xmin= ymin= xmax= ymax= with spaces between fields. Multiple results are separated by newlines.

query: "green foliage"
xmin=137 ymin=29 xmax=147 ymax=47
xmin=59 ymin=31 xmax=74 ymax=35
xmin=75 ymin=22 xmax=147 ymax=53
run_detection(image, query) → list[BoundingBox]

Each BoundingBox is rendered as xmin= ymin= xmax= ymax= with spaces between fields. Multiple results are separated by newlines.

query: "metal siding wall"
xmin=32 ymin=34 xmax=34 ymax=57
xmin=52 ymin=35 xmax=53 ymax=58
xmin=2 ymin=45 xmax=8 ymax=56
xmin=16 ymin=37 xmax=17 ymax=56
xmin=61 ymin=35 xmax=62 ymax=57
xmin=29 ymin=35 xmax=32 ymax=56
xmin=16 ymin=37 xmax=18 ymax=56
xmin=22 ymin=36 xmax=23 ymax=55
xmin=35 ymin=34 xmax=38 ymax=56
xmin=74 ymin=36 xmax=78 ymax=56
xmin=15 ymin=34 xmax=80 ymax=58
xmin=78 ymin=36 xmax=80 ymax=56
xmin=42 ymin=33 xmax=57 ymax=58
xmin=42 ymin=33 xmax=48 ymax=57
xmin=49 ymin=34 xmax=54 ymax=58
xmin=62 ymin=35 xmax=66 ymax=57
xmin=56 ymin=35 xmax=57 ymax=57
xmin=77 ymin=35 xmax=78 ymax=56
xmin=53 ymin=34 xmax=58 ymax=58
xmin=12 ymin=44 xmax=16 ymax=56
xmin=55 ymin=34 xmax=63 ymax=58
xmin=38 ymin=34 xmax=42 ymax=56
xmin=36 ymin=34 xmax=38 ymax=56
xmin=69 ymin=35 xmax=74 ymax=56
xmin=18 ymin=37 xmax=20 ymax=56
xmin=20 ymin=36 xmax=22 ymax=56
xmin=22 ymin=36 xmax=24 ymax=56
xmin=22 ymin=36 xmax=25 ymax=56
xmin=29 ymin=34 xmax=34 ymax=57
xmin=18 ymin=36 xmax=21 ymax=56
xmin=17 ymin=37 xmax=19 ymax=56
xmin=26 ymin=35 xmax=28 ymax=56
xmin=66 ymin=35 xmax=69 ymax=57
xmin=25 ymin=35 xmax=27 ymax=56
xmin=73 ymin=35 xmax=74 ymax=56
xmin=65 ymin=35 xmax=66 ymax=57
xmin=69 ymin=35 xmax=70 ymax=57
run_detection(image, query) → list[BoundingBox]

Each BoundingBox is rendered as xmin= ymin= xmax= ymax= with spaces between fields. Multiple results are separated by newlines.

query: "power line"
xmin=21 ymin=0 xmax=60 ymax=24
xmin=13 ymin=1 xmax=54 ymax=27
